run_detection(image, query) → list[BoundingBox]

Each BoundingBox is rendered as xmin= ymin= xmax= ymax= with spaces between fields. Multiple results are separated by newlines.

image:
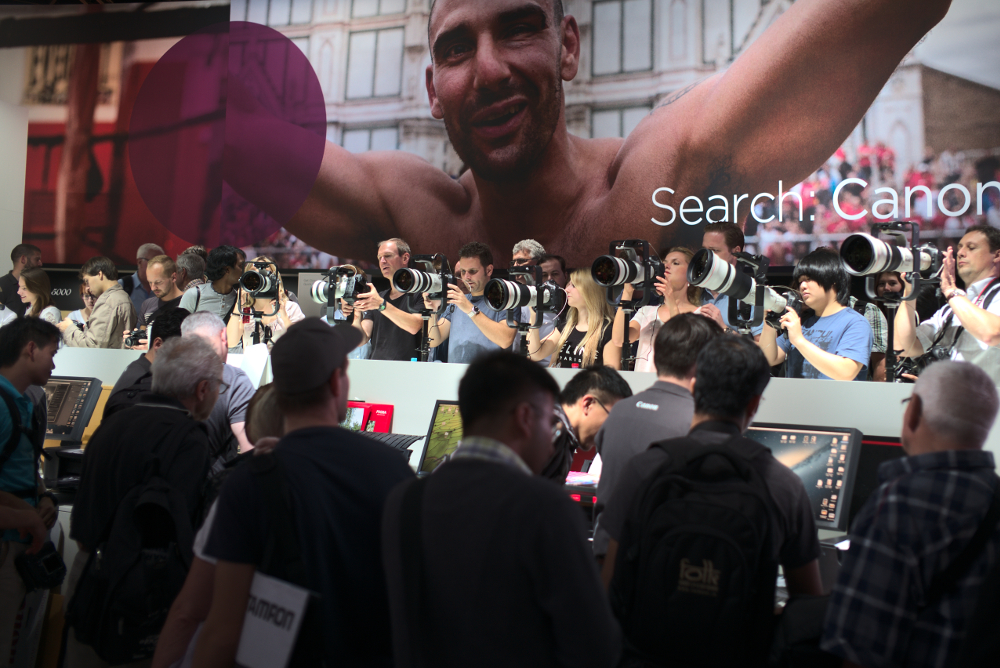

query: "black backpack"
xmin=609 ymin=434 xmax=778 ymax=668
xmin=66 ymin=417 xmax=202 ymax=664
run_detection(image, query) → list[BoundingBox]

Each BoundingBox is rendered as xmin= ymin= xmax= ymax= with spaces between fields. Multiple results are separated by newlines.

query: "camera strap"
xmin=0 ymin=387 xmax=41 ymax=480
xmin=936 ymin=278 xmax=1000 ymax=354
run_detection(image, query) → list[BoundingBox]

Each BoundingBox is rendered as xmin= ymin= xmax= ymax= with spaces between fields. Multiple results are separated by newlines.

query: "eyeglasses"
xmin=512 ymin=258 xmax=534 ymax=266
xmin=217 ymin=381 xmax=230 ymax=394
xmin=593 ymin=398 xmax=611 ymax=415
xmin=901 ymin=396 xmax=912 ymax=405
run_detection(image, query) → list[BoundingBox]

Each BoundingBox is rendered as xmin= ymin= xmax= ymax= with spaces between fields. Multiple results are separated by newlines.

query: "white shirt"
xmin=915 ymin=276 xmax=1000 ymax=381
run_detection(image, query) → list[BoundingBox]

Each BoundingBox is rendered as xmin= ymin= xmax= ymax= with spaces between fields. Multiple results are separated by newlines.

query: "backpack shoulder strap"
xmin=0 ymin=387 xmax=25 ymax=473
xmin=923 ymin=481 xmax=1000 ymax=610
xmin=249 ymin=453 xmax=307 ymax=586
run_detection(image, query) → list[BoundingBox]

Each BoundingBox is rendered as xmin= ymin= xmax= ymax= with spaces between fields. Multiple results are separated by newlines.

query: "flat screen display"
xmin=745 ymin=423 xmax=863 ymax=532
xmin=418 ymin=401 xmax=463 ymax=475
xmin=43 ymin=376 xmax=102 ymax=443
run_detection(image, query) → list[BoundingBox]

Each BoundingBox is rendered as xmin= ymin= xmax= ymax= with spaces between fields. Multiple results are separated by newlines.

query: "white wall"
xmin=0 ymin=101 xmax=28 ymax=261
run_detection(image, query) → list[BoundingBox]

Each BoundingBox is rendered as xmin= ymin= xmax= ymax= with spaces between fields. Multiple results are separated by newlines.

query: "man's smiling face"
xmin=426 ymin=0 xmax=576 ymax=183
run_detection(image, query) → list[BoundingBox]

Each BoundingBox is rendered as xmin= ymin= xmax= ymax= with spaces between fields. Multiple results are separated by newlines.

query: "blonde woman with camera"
xmin=227 ymin=256 xmax=304 ymax=350
xmin=527 ymin=268 xmax=621 ymax=369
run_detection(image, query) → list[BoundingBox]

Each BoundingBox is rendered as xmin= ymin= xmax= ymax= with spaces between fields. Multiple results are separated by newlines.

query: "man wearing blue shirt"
xmin=759 ymin=248 xmax=873 ymax=380
xmin=700 ymin=223 xmax=764 ymax=338
xmin=425 ymin=242 xmax=519 ymax=363
xmin=0 ymin=318 xmax=59 ymax=660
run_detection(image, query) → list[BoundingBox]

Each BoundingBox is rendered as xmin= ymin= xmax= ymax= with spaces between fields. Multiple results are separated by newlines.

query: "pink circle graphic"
xmin=129 ymin=21 xmax=327 ymax=248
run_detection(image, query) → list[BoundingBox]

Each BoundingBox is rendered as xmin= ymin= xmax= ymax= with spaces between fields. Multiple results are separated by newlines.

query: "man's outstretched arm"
xmin=622 ymin=0 xmax=951 ymax=199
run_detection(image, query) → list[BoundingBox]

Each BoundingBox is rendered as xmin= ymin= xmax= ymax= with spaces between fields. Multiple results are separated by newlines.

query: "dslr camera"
xmin=123 ymin=328 xmax=147 ymax=349
xmin=485 ymin=265 xmax=567 ymax=328
xmin=392 ymin=254 xmax=454 ymax=302
xmin=239 ymin=262 xmax=280 ymax=302
xmin=310 ymin=265 xmax=370 ymax=312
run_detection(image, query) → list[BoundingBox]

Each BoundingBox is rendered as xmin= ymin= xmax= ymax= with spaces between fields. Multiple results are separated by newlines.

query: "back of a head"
xmin=149 ymin=307 xmax=189 ymax=344
xmin=693 ymin=336 xmax=771 ymax=421
xmin=80 ymin=256 xmax=118 ymax=281
xmin=10 ymin=244 xmax=41 ymax=265
xmin=914 ymin=362 xmax=999 ymax=449
xmin=176 ymin=251 xmax=206 ymax=280
xmin=654 ymin=313 xmax=723 ymax=379
xmin=560 ymin=366 xmax=633 ymax=406
xmin=792 ymin=247 xmax=851 ymax=306
xmin=181 ymin=310 xmax=224 ymax=338
xmin=182 ymin=245 xmax=209 ymax=262
xmin=0 ymin=317 xmax=60 ymax=368
xmin=205 ymin=245 xmax=242 ymax=281
xmin=246 ymin=383 xmax=284 ymax=443
xmin=137 ymin=243 xmax=165 ymax=259
xmin=151 ymin=336 xmax=223 ymax=400
xmin=459 ymin=352 xmax=560 ymax=432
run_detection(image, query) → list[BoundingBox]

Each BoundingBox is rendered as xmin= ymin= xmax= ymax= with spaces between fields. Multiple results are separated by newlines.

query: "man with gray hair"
xmin=175 ymin=250 xmax=207 ymax=292
xmin=822 ymin=361 xmax=1000 ymax=668
xmin=181 ymin=311 xmax=255 ymax=462
xmin=119 ymin=242 xmax=165 ymax=315
xmin=511 ymin=239 xmax=546 ymax=268
xmin=65 ymin=336 xmax=220 ymax=667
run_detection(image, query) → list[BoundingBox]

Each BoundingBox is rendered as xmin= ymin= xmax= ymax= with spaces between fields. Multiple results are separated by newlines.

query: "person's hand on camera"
xmin=56 ymin=318 xmax=73 ymax=333
xmin=447 ymin=284 xmax=473 ymax=314
xmin=422 ymin=292 xmax=442 ymax=311
xmin=780 ymin=306 xmax=804 ymax=345
xmin=620 ymin=283 xmax=635 ymax=302
xmin=653 ymin=275 xmax=672 ymax=299
xmin=36 ymin=495 xmax=57 ymax=530
xmin=697 ymin=303 xmax=727 ymax=329
xmin=353 ymin=285 xmax=384 ymax=312
xmin=339 ymin=299 xmax=355 ymax=319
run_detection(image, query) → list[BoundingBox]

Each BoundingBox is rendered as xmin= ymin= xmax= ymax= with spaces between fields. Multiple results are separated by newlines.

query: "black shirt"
xmin=382 ymin=458 xmax=621 ymax=668
xmin=0 ymin=271 xmax=25 ymax=317
xmin=103 ymin=354 xmax=152 ymax=419
xmin=139 ymin=294 xmax=183 ymax=325
xmin=71 ymin=396 xmax=211 ymax=552
xmin=205 ymin=426 xmax=414 ymax=667
xmin=554 ymin=319 xmax=615 ymax=368
xmin=361 ymin=290 xmax=423 ymax=361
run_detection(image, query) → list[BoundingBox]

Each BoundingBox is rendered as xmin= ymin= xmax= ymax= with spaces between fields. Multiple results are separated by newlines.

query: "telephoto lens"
xmin=839 ymin=233 xmax=938 ymax=276
xmin=240 ymin=268 xmax=278 ymax=299
xmin=687 ymin=249 xmax=790 ymax=315
xmin=592 ymin=255 xmax=651 ymax=287
xmin=310 ymin=278 xmax=330 ymax=304
xmin=485 ymin=279 xmax=566 ymax=312
xmin=393 ymin=268 xmax=444 ymax=295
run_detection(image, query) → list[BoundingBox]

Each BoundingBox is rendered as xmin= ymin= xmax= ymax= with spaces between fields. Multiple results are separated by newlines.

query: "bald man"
xmin=822 ymin=362 xmax=1000 ymax=668
xmin=225 ymin=0 xmax=954 ymax=267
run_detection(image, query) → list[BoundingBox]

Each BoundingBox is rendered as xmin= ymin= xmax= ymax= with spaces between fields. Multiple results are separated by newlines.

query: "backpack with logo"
xmin=609 ymin=433 xmax=778 ymax=668
xmin=66 ymin=417 xmax=202 ymax=664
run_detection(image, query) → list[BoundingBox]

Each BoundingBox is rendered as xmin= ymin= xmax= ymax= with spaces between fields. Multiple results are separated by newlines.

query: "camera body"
xmin=15 ymin=541 xmax=66 ymax=592
xmin=239 ymin=261 xmax=280 ymax=302
xmin=123 ymin=328 xmax=147 ymax=349
xmin=310 ymin=265 xmax=369 ymax=311
xmin=591 ymin=240 xmax=664 ymax=311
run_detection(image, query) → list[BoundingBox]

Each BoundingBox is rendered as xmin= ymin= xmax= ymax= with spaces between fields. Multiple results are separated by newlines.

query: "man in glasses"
xmin=541 ymin=366 xmax=632 ymax=483
xmin=119 ymin=243 xmax=164 ymax=316
xmin=181 ymin=311 xmax=256 ymax=465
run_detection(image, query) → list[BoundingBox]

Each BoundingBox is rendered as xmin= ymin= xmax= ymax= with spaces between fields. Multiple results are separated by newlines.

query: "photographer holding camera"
xmin=758 ymin=248 xmax=873 ymax=381
xmin=893 ymin=225 xmax=1000 ymax=383
xmin=425 ymin=242 xmax=519 ymax=363
xmin=342 ymin=238 xmax=424 ymax=361
xmin=226 ymin=255 xmax=304 ymax=351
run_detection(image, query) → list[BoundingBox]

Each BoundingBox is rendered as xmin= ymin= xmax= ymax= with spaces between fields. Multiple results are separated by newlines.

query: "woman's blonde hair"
xmin=20 ymin=267 xmax=53 ymax=317
xmin=666 ymin=246 xmax=703 ymax=306
xmin=550 ymin=268 xmax=615 ymax=368
xmin=245 ymin=383 xmax=284 ymax=444
xmin=242 ymin=256 xmax=285 ymax=306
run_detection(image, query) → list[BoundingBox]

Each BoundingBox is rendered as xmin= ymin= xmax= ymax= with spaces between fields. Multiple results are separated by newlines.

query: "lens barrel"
xmin=839 ymin=233 xmax=932 ymax=276
xmin=310 ymin=279 xmax=329 ymax=304
xmin=393 ymin=268 xmax=443 ymax=295
xmin=592 ymin=255 xmax=645 ymax=287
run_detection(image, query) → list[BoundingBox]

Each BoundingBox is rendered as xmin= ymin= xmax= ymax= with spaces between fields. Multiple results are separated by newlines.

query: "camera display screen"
xmin=745 ymin=423 xmax=862 ymax=532
xmin=44 ymin=377 xmax=101 ymax=441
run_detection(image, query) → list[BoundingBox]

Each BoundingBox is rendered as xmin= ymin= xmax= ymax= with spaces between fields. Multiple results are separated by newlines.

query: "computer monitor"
xmin=417 ymin=400 xmax=463 ymax=475
xmin=745 ymin=422 xmax=863 ymax=532
xmin=43 ymin=376 xmax=102 ymax=443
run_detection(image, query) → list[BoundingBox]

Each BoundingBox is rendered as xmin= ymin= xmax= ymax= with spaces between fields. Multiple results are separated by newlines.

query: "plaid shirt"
xmin=849 ymin=296 xmax=888 ymax=354
xmin=821 ymin=449 xmax=1000 ymax=668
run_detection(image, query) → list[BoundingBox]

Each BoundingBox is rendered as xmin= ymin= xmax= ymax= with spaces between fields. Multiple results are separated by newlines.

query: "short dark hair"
xmin=964 ymin=224 xmax=1000 ymax=253
xmin=80 ymin=256 xmax=118 ymax=281
xmin=459 ymin=352 xmax=561 ymax=431
xmin=148 ymin=306 xmax=189 ymax=344
xmin=428 ymin=0 xmax=565 ymax=59
xmin=458 ymin=241 xmax=494 ymax=268
xmin=0 ymin=317 xmax=60 ymax=368
xmin=10 ymin=244 xmax=41 ymax=264
xmin=793 ymin=247 xmax=851 ymax=305
xmin=541 ymin=254 xmax=566 ymax=272
xmin=703 ymin=222 xmax=745 ymax=251
xmin=560 ymin=366 xmax=632 ymax=406
xmin=653 ymin=313 xmax=723 ymax=378
xmin=693 ymin=336 xmax=771 ymax=421
xmin=206 ymin=245 xmax=243 ymax=281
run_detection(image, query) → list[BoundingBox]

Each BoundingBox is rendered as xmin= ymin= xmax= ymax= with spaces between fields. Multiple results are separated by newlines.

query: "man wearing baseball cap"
xmin=193 ymin=318 xmax=414 ymax=667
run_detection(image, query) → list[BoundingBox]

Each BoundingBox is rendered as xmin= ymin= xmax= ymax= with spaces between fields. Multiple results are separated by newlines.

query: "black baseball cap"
xmin=270 ymin=318 xmax=363 ymax=393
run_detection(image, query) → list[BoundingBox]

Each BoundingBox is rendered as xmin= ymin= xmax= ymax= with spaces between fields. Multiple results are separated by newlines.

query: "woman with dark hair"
xmin=758 ymin=248 xmax=873 ymax=381
xmin=611 ymin=247 xmax=708 ymax=373
xmin=17 ymin=267 xmax=61 ymax=323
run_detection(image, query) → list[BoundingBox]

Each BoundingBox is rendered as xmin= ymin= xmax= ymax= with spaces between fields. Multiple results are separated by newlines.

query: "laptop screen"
xmin=418 ymin=400 xmax=463 ymax=475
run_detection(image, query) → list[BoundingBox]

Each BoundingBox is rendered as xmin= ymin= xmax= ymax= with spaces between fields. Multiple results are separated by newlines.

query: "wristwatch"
xmin=378 ymin=300 xmax=388 ymax=312
xmin=945 ymin=288 xmax=967 ymax=301
xmin=469 ymin=306 xmax=481 ymax=318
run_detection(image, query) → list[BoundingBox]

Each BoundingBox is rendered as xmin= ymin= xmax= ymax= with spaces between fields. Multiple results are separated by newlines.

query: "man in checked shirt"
xmin=821 ymin=361 xmax=1000 ymax=668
